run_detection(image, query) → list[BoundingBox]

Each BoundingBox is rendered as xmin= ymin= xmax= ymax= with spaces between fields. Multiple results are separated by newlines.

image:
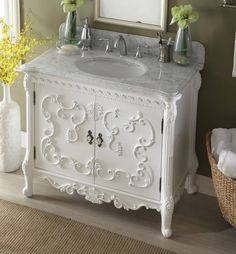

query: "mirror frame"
xmin=94 ymin=0 xmax=168 ymax=31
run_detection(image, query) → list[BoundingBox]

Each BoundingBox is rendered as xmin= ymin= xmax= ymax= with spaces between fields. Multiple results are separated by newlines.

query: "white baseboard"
xmin=196 ymin=174 xmax=215 ymax=197
xmin=20 ymin=131 xmax=216 ymax=197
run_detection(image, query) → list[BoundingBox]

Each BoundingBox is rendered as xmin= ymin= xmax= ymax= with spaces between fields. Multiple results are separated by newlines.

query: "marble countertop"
xmin=20 ymin=38 xmax=205 ymax=99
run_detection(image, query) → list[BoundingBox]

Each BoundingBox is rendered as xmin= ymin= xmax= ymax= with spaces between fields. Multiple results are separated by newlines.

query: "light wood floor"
xmin=0 ymin=171 xmax=235 ymax=254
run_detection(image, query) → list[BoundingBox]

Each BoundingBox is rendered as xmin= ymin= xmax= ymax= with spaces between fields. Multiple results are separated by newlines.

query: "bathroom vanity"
xmin=21 ymin=30 xmax=205 ymax=238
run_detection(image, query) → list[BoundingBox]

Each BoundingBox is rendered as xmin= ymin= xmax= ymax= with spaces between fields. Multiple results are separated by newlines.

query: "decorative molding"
xmin=30 ymin=74 xmax=165 ymax=109
xmin=43 ymin=177 xmax=159 ymax=211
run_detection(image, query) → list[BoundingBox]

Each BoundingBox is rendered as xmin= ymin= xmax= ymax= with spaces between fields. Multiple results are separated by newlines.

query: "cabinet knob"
xmin=96 ymin=133 xmax=104 ymax=147
xmin=86 ymin=130 xmax=94 ymax=145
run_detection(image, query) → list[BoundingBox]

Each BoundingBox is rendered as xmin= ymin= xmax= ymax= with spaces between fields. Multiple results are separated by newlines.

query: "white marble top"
xmin=20 ymin=30 xmax=205 ymax=99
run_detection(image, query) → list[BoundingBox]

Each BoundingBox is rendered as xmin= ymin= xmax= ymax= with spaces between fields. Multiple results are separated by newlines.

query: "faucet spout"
xmin=114 ymin=35 xmax=127 ymax=56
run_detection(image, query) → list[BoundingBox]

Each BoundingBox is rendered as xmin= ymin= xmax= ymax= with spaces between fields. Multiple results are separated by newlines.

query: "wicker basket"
xmin=206 ymin=131 xmax=236 ymax=227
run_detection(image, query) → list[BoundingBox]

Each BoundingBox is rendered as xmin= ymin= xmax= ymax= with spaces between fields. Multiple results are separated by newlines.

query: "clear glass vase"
xmin=64 ymin=11 xmax=78 ymax=44
xmin=173 ymin=27 xmax=192 ymax=65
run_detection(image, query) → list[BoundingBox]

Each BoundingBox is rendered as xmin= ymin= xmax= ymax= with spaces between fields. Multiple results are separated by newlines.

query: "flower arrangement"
xmin=61 ymin=0 xmax=84 ymax=12
xmin=0 ymin=19 xmax=40 ymax=85
xmin=170 ymin=4 xmax=199 ymax=29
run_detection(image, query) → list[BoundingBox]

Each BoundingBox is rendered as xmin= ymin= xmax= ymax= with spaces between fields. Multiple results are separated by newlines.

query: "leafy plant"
xmin=0 ymin=19 xmax=40 ymax=85
xmin=61 ymin=0 xmax=84 ymax=12
xmin=170 ymin=4 xmax=199 ymax=29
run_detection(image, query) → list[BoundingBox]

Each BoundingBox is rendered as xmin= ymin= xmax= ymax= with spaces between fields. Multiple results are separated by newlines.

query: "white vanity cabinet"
xmin=21 ymin=39 xmax=204 ymax=238
xmin=33 ymin=81 xmax=163 ymax=201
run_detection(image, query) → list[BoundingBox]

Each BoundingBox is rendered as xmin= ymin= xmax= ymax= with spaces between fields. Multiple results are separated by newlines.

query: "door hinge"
xmin=159 ymin=178 xmax=162 ymax=193
xmin=161 ymin=118 xmax=164 ymax=134
xmin=33 ymin=91 xmax=36 ymax=105
xmin=34 ymin=146 xmax=36 ymax=160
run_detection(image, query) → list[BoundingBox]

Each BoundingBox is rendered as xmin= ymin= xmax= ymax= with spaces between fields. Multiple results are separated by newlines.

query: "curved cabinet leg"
xmin=22 ymin=158 xmax=33 ymax=197
xmin=185 ymin=155 xmax=198 ymax=194
xmin=160 ymin=197 xmax=174 ymax=238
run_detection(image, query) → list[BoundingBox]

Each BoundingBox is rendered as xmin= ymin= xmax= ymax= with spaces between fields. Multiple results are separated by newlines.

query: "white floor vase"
xmin=0 ymin=85 xmax=21 ymax=172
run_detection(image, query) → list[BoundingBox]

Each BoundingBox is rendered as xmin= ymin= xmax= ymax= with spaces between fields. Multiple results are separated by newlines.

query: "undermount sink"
xmin=76 ymin=57 xmax=147 ymax=79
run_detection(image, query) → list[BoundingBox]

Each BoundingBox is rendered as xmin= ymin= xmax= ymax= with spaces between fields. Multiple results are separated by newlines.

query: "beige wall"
xmin=10 ymin=0 xmax=236 ymax=176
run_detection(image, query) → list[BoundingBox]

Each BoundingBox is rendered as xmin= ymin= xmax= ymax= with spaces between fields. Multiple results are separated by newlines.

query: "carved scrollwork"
xmin=94 ymin=110 xmax=155 ymax=189
xmin=41 ymin=95 xmax=92 ymax=176
xmin=56 ymin=95 xmax=87 ymax=143
xmin=94 ymin=159 xmax=127 ymax=181
xmin=44 ymin=177 xmax=154 ymax=211
xmin=129 ymin=163 xmax=153 ymax=188
xmin=103 ymin=108 xmax=123 ymax=156
xmin=94 ymin=160 xmax=153 ymax=189
xmin=124 ymin=112 xmax=155 ymax=163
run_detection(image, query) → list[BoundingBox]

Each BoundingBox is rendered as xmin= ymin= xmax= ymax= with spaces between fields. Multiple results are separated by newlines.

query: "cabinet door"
xmin=35 ymin=83 xmax=95 ymax=183
xmin=94 ymin=96 xmax=163 ymax=200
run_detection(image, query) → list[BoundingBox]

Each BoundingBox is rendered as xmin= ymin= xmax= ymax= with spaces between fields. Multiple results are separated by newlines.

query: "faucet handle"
xmin=98 ymin=38 xmax=112 ymax=53
xmin=135 ymin=45 xmax=143 ymax=58
xmin=114 ymin=35 xmax=124 ymax=48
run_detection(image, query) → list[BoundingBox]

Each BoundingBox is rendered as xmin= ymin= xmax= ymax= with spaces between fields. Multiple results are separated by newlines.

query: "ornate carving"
xmin=87 ymin=103 xmax=104 ymax=121
xmin=163 ymin=95 xmax=181 ymax=127
xmin=41 ymin=95 xmax=92 ymax=176
xmin=103 ymin=108 xmax=123 ymax=156
xmin=161 ymin=197 xmax=174 ymax=215
xmin=124 ymin=112 xmax=155 ymax=162
xmin=94 ymin=111 xmax=155 ymax=189
xmin=129 ymin=163 xmax=153 ymax=188
xmin=44 ymin=177 xmax=156 ymax=211
xmin=56 ymin=95 xmax=87 ymax=143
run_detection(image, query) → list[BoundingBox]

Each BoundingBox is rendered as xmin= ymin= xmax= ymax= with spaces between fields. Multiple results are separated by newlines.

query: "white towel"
xmin=233 ymin=31 xmax=236 ymax=77
xmin=218 ymin=150 xmax=236 ymax=179
xmin=231 ymin=128 xmax=236 ymax=153
xmin=211 ymin=128 xmax=232 ymax=161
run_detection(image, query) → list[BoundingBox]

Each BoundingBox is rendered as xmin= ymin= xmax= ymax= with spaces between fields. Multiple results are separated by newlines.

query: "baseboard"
xmin=196 ymin=174 xmax=215 ymax=197
xmin=20 ymin=131 xmax=216 ymax=197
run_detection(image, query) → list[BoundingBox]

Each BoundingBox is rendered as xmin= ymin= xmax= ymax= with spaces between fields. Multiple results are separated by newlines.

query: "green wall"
xmin=9 ymin=0 xmax=236 ymax=177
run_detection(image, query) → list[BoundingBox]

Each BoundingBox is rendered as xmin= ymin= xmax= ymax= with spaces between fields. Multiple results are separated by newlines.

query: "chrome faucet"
xmin=114 ymin=35 xmax=127 ymax=56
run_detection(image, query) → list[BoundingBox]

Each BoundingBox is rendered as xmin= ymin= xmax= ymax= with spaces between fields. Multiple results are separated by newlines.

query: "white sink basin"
xmin=76 ymin=57 xmax=147 ymax=79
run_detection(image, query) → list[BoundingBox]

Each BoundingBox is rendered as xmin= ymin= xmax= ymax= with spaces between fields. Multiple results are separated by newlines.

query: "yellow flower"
xmin=0 ymin=19 xmax=42 ymax=85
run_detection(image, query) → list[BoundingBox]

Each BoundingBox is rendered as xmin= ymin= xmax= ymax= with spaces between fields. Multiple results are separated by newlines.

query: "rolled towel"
xmin=231 ymin=128 xmax=236 ymax=153
xmin=218 ymin=150 xmax=236 ymax=179
xmin=211 ymin=128 xmax=232 ymax=161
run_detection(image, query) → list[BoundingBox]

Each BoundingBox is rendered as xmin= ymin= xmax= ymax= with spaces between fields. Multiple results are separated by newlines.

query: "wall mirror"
xmin=94 ymin=0 xmax=168 ymax=31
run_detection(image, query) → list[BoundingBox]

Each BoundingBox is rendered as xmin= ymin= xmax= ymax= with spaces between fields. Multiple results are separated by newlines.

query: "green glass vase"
xmin=173 ymin=27 xmax=192 ymax=65
xmin=64 ymin=11 xmax=78 ymax=44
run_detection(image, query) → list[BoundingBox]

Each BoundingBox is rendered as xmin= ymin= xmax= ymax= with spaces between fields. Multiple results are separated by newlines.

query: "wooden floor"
xmin=0 ymin=171 xmax=235 ymax=254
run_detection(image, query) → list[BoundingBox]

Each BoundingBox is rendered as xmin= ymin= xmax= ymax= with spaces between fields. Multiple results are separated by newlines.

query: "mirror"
xmin=94 ymin=0 xmax=168 ymax=31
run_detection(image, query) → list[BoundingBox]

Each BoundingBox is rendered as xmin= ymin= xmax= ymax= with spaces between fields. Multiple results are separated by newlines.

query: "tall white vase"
xmin=0 ymin=85 xmax=21 ymax=172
